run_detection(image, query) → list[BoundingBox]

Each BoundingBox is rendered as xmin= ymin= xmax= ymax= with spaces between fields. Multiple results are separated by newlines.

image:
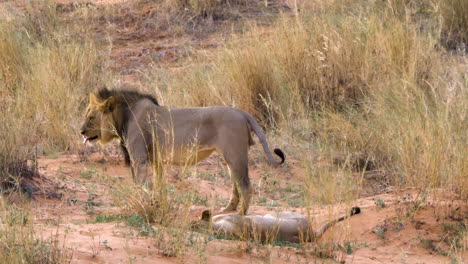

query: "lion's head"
xmin=80 ymin=88 xmax=159 ymax=144
xmin=80 ymin=93 xmax=118 ymax=144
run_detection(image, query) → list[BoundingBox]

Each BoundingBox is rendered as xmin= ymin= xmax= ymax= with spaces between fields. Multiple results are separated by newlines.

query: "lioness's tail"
xmin=242 ymin=112 xmax=285 ymax=166
xmin=314 ymin=207 xmax=361 ymax=239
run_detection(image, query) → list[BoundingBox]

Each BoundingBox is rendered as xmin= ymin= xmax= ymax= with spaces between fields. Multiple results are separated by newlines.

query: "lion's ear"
xmin=201 ymin=210 xmax=212 ymax=222
xmin=89 ymin=93 xmax=99 ymax=105
xmin=102 ymin=96 xmax=116 ymax=113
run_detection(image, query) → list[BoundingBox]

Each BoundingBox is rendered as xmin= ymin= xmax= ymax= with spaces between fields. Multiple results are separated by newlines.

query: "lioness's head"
xmin=80 ymin=93 xmax=118 ymax=144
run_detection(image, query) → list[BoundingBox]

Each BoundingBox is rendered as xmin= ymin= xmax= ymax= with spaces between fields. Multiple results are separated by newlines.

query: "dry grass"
xmin=108 ymin=160 xmax=205 ymax=259
xmin=436 ymin=0 xmax=468 ymax=49
xmin=164 ymin=0 xmax=249 ymax=18
xmin=0 ymin=197 xmax=71 ymax=263
xmin=109 ymin=174 xmax=183 ymax=227
xmin=0 ymin=0 xmax=107 ymax=183
xmin=152 ymin=0 xmax=467 ymax=200
xmin=0 ymin=1 xmax=105 ymax=149
xmin=0 ymin=4 xmax=106 ymax=259
xmin=158 ymin=6 xmax=438 ymax=114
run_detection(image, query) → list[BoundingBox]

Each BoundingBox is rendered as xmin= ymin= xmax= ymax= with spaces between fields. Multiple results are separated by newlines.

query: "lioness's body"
xmin=210 ymin=212 xmax=310 ymax=243
xmin=80 ymin=89 xmax=285 ymax=214
xmin=203 ymin=207 xmax=361 ymax=243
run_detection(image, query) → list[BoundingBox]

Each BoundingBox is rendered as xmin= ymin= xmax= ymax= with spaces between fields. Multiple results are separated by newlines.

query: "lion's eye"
xmin=89 ymin=116 xmax=95 ymax=122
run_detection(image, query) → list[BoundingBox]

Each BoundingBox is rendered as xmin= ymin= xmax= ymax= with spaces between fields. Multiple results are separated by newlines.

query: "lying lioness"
xmin=201 ymin=207 xmax=361 ymax=243
xmin=80 ymin=88 xmax=285 ymax=214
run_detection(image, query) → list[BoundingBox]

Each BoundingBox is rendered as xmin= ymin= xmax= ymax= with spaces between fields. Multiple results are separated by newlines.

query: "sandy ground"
xmin=23 ymin=152 xmax=466 ymax=263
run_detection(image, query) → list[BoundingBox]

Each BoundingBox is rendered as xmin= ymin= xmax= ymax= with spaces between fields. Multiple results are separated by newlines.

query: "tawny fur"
xmin=202 ymin=207 xmax=361 ymax=243
xmin=80 ymin=88 xmax=285 ymax=214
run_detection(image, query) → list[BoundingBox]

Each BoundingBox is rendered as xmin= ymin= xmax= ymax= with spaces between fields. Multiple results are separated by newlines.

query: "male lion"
xmin=200 ymin=207 xmax=361 ymax=243
xmin=80 ymin=88 xmax=285 ymax=214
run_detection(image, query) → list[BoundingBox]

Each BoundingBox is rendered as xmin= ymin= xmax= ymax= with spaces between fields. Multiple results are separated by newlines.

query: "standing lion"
xmin=80 ymin=88 xmax=285 ymax=214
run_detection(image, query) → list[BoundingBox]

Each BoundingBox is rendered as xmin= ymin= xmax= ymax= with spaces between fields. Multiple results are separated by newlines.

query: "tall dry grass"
xmin=436 ymin=0 xmax=468 ymax=49
xmin=0 ymin=1 xmax=107 ymax=184
xmin=108 ymin=155 xmax=207 ymax=258
xmin=165 ymin=0 xmax=248 ymax=17
xmin=158 ymin=5 xmax=438 ymax=114
xmin=152 ymin=0 xmax=467 ymax=200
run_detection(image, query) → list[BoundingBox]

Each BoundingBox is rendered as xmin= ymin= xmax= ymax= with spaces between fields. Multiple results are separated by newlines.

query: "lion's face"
xmin=80 ymin=94 xmax=118 ymax=144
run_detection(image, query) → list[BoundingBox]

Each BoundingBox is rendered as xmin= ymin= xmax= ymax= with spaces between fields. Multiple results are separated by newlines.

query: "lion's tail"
xmin=314 ymin=207 xmax=361 ymax=239
xmin=242 ymin=111 xmax=285 ymax=167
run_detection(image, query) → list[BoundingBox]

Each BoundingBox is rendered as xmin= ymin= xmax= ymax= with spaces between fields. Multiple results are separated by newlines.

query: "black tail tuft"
xmin=274 ymin=148 xmax=286 ymax=164
xmin=350 ymin=207 xmax=361 ymax=216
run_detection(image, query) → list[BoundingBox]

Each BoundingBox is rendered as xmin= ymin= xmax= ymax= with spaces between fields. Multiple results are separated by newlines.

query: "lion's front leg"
xmin=133 ymin=160 xmax=151 ymax=187
xmin=127 ymin=135 xmax=152 ymax=188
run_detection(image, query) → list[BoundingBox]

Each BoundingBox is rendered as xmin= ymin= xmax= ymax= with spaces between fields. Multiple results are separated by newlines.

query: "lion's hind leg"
xmin=222 ymin=184 xmax=240 ymax=212
xmin=216 ymin=146 xmax=252 ymax=214
xmin=226 ymin=158 xmax=252 ymax=215
xmin=216 ymin=123 xmax=253 ymax=215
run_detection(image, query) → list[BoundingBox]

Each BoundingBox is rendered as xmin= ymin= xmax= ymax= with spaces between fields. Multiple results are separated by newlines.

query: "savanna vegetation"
xmin=0 ymin=0 xmax=466 ymax=262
